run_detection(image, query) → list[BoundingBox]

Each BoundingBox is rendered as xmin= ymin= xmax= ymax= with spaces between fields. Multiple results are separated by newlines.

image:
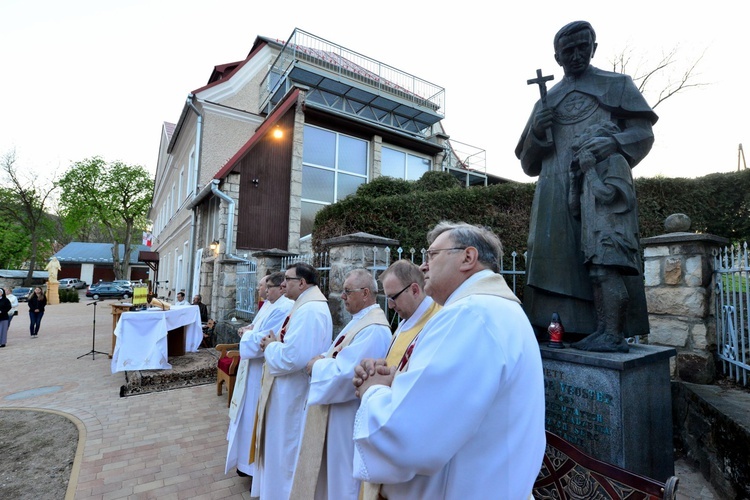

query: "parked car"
xmin=86 ymin=285 xmax=131 ymax=300
xmin=59 ymin=278 xmax=87 ymax=289
xmin=112 ymin=280 xmax=133 ymax=291
xmin=12 ymin=286 xmax=32 ymax=302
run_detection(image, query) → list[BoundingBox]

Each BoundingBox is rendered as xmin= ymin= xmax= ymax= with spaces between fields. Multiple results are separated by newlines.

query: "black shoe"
xmin=0 ymin=344 xmax=5 ymax=348
xmin=236 ymin=468 xmax=249 ymax=477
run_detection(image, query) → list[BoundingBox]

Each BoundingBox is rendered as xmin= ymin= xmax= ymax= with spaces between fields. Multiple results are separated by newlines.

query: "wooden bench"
xmin=533 ymin=431 xmax=679 ymax=500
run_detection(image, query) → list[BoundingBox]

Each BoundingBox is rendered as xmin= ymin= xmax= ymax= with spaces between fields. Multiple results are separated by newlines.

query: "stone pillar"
xmin=641 ymin=216 xmax=728 ymax=384
xmin=46 ymin=282 xmax=60 ymax=305
xmin=321 ymin=232 xmax=399 ymax=333
xmin=252 ymin=249 xmax=296 ymax=279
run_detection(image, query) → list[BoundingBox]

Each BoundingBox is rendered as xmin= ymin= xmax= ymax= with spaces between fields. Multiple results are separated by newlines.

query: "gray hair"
xmin=426 ymin=221 xmax=503 ymax=273
xmin=346 ymin=268 xmax=378 ymax=293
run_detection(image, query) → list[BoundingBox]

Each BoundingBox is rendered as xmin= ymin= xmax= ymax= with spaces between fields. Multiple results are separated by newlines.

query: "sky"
xmin=1 ymin=0 xmax=747 ymax=187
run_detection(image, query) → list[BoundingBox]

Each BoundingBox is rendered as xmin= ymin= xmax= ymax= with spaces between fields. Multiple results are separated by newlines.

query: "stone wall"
xmin=641 ymin=231 xmax=728 ymax=384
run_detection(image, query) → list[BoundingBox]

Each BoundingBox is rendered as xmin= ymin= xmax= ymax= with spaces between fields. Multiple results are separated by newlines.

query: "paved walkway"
xmin=0 ymin=293 xmax=719 ymax=499
xmin=0 ymin=296 xmax=251 ymax=499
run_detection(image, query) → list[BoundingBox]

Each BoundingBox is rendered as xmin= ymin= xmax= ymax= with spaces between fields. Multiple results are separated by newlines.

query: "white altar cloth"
xmin=110 ymin=305 xmax=203 ymax=373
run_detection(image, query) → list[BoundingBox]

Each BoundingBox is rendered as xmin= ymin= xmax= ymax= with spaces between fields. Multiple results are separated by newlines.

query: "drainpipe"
xmin=186 ymin=94 xmax=203 ymax=295
xmin=210 ymin=179 xmax=249 ymax=262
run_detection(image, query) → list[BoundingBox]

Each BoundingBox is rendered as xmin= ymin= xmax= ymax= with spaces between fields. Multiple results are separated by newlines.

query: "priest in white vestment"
xmin=252 ymin=262 xmax=332 ymax=500
xmin=353 ymin=221 xmax=546 ymax=500
xmin=378 ymin=259 xmax=441 ymax=367
xmin=291 ymin=268 xmax=391 ymax=500
xmin=225 ymin=273 xmax=293 ymax=478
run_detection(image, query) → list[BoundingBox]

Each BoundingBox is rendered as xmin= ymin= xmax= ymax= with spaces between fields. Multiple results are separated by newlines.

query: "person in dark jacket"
xmin=0 ymin=288 xmax=11 ymax=347
xmin=28 ymin=287 xmax=47 ymax=338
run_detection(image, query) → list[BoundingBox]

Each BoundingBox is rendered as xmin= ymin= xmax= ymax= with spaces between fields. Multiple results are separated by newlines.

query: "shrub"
xmin=313 ymin=169 xmax=750 ymax=256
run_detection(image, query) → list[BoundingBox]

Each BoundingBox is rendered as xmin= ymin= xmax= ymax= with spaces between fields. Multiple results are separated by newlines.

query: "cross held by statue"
xmin=527 ymin=68 xmax=554 ymax=143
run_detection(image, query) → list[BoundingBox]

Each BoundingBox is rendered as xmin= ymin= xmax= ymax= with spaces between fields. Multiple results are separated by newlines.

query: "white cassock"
xmin=224 ymin=295 xmax=293 ymax=475
xmin=353 ymin=270 xmax=546 ymax=499
xmin=252 ymin=288 xmax=332 ymax=500
xmin=307 ymin=304 xmax=392 ymax=500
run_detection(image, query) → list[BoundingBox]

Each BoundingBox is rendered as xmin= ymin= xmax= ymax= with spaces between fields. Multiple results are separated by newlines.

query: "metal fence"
xmin=235 ymin=260 xmax=257 ymax=321
xmin=279 ymin=246 xmax=525 ymax=327
xmin=395 ymin=246 xmax=526 ymax=296
xmin=714 ymin=242 xmax=750 ymax=386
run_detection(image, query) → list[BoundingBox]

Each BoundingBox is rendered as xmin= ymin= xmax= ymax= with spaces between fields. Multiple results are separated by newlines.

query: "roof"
xmin=0 ymin=270 xmax=49 ymax=279
xmin=54 ymin=242 xmax=152 ymax=265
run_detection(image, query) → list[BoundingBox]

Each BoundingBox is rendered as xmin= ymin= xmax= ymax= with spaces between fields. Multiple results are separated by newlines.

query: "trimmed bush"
xmin=314 ymin=169 xmax=750 ymax=256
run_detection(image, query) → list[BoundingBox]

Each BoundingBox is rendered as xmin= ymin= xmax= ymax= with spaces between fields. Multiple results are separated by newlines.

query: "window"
xmin=381 ymin=145 xmax=431 ymax=181
xmin=178 ymin=167 xmax=184 ymax=203
xmin=188 ymin=147 xmax=196 ymax=195
xmin=300 ymin=125 xmax=368 ymax=236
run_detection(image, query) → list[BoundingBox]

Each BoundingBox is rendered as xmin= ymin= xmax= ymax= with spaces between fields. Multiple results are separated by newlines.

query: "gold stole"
xmin=290 ymin=306 xmax=389 ymax=500
xmin=384 ymin=301 xmax=441 ymax=367
xmin=361 ymin=274 xmax=519 ymax=500
xmin=249 ymin=286 xmax=328 ymax=467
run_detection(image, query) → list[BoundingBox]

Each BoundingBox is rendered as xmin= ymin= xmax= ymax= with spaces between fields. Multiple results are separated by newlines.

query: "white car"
xmin=58 ymin=278 xmax=87 ymax=289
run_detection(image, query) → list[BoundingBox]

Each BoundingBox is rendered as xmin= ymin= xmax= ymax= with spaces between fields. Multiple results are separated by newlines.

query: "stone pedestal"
xmin=47 ymin=282 xmax=60 ymax=305
xmin=541 ymin=343 xmax=676 ymax=481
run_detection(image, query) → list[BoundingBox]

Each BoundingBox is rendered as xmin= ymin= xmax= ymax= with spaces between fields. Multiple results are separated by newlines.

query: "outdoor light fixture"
xmin=210 ymin=240 xmax=220 ymax=254
xmin=272 ymin=125 xmax=283 ymax=139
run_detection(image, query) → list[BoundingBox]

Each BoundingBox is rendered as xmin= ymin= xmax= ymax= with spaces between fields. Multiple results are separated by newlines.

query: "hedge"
xmin=312 ymin=169 xmax=750 ymax=259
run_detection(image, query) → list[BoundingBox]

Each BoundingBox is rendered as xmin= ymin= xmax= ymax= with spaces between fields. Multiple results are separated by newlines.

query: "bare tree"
xmin=0 ymin=150 xmax=58 ymax=284
xmin=609 ymin=45 xmax=710 ymax=109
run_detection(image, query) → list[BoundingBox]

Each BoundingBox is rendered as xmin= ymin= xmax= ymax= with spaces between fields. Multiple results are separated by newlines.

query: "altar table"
xmin=110 ymin=305 xmax=203 ymax=373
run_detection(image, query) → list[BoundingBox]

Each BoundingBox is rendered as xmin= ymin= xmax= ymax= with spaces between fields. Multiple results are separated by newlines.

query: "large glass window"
xmin=381 ymin=145 xmax=431 ymax=180
xmin=301 ymin=125 xmax=369 ymax=236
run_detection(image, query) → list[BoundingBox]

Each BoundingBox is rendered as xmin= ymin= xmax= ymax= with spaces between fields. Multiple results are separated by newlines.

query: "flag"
xmin=142 ymin=232 xmax=153 ymax=247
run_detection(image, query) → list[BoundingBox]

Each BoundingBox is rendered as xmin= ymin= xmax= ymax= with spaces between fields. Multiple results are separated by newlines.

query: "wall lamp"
xmin=210 ymin=240 xmax=220 ymax=255
xmin=272 ymin=125 xmax=283 ymax=140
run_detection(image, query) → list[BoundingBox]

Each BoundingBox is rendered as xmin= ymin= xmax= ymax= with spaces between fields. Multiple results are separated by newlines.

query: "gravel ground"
xmin=0 ymin=409 xmax=78 ymax=500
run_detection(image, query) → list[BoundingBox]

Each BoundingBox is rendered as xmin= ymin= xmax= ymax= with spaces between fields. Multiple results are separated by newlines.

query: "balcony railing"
xmin=259 ymin=29 xmax=445 ymax=120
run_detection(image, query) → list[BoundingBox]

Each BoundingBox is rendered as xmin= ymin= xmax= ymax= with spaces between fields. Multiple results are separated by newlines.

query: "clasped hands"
xmin=259 ymin=331 xmax=278 ymax=351
xmin=352 ymin=358 xmax=396 ymax=398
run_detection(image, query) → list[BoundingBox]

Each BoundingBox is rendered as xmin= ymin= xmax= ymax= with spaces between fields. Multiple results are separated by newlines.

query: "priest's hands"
xmin=353 ymin=358 xmax=395 ymax=398
xmin=306 ymin=355 xmax=324 ymax=376
xmin=237 ymin=324 xmax=255 ymax=335
xmin=260 ymin=331 xmax=278 ymax=351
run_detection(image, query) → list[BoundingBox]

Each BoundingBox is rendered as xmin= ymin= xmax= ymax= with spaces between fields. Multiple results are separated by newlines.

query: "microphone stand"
xmin=77 ymin=300 xmax=109 ymax=360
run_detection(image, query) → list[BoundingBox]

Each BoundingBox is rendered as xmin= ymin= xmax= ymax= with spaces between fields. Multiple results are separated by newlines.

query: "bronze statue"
xmin=515 ymin=20 xmax=658 ymax=352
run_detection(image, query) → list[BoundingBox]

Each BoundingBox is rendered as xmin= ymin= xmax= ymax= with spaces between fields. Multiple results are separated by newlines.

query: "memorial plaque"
xmin=540 ymin=343 xmax=676 ymax=482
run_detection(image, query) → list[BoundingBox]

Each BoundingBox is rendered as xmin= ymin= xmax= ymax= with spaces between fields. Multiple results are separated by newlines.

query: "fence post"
xmin=641 ymin=215 xmax=729 ymax=383
xmin=321 ymin=232 xmax=399 ymax=335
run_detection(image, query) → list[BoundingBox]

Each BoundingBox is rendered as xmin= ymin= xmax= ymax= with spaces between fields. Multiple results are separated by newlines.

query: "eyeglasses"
xmin=387 ymin=283 xmax=412 ymax=303
xmin=424 ymin=247 xmax=467 ymax=263
xmin=341 ymin=287 xmax=366 ymax=296
xmin=284 ymin=276 xmax=301 ymax=281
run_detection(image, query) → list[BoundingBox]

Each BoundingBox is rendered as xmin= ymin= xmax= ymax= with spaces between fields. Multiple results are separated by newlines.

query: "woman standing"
xmin=0 ymin=288 xmax=11 ymax=347
xmin=28 ymin=287 xmax=46 ymax=338
xmin=5 ymin=287 xmax=18 ymax=329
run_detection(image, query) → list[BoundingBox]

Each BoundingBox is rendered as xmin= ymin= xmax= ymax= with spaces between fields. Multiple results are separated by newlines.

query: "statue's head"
xmin=554 ymin=21 xmax=597 ymax=77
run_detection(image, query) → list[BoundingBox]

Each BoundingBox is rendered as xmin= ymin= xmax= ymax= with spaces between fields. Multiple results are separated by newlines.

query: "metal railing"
xmin=259 ymin=29 xmax=445 ymax=121
xmin=714 ymin=242 xmax=750 ymax=386
xmin=395 ymin=246 xmax=526 ymax=296
xmin=235 ymin=260 xmax=257 ymax=320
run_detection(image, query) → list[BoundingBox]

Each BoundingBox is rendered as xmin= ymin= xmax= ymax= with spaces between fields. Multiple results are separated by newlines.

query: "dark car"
xmin=86 ymin=285 xmax=131 ymax=300
xmin=12 ymin=286 xmax=32 ymax=302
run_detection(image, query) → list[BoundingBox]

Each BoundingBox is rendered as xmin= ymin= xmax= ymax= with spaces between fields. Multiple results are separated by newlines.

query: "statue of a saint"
xmin=516 ymin=20 xmax=658 ymax=351
xmin=45 ymin=257 xmax=61 ymax=283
